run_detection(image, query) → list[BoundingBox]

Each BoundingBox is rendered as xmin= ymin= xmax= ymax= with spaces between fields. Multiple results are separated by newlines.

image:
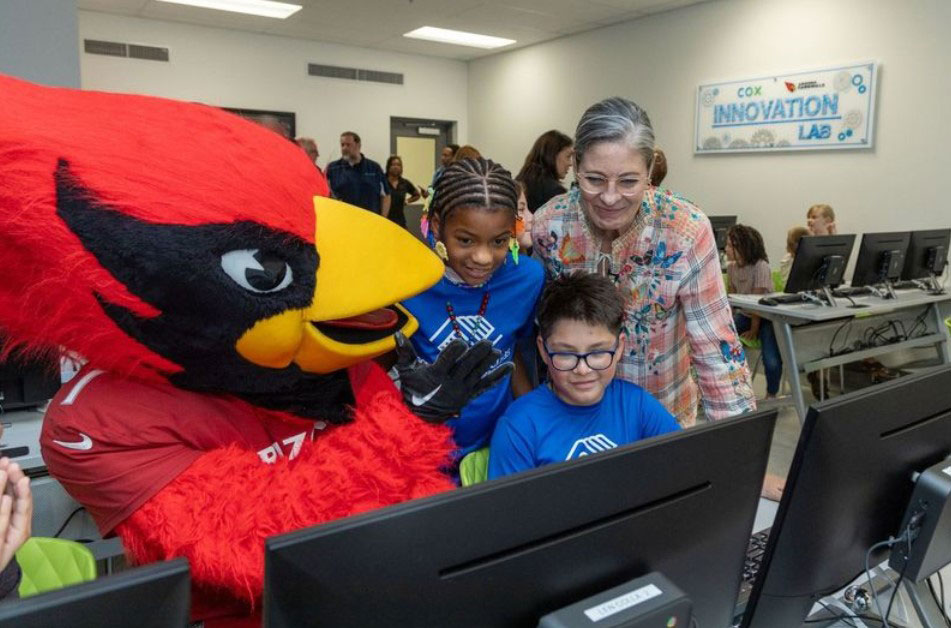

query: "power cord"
xmin=928 ymin=571 xmax=951 ymax=628
xmin=53 ymin=506 xmax=86 ymax=538
xmin=802 ymin=598 xmax=885 ymax=626
xmin=864 ymin=523 xmax=916 ymax=628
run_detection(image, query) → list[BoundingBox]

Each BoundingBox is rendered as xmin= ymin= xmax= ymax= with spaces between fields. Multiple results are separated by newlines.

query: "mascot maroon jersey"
xmin=0 ymin=74 xmax=455 ymax=627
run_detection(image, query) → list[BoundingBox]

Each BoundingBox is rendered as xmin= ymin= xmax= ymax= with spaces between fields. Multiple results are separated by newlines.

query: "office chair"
xmin=16 ymin=537 xmax=97 ymax=597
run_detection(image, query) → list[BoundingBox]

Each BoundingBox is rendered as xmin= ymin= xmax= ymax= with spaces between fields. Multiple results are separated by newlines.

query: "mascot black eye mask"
xmin=0 ymin=74 xmax=494 ymax=627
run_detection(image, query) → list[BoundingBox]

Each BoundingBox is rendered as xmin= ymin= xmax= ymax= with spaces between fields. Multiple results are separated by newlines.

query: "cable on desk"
xmin=802 ymin=598 xmax=885 ymax=626
xmin=53 ymin=506 xmax=86 ymax=538
xmin=928 ymin=571 xmax=951 ymax=627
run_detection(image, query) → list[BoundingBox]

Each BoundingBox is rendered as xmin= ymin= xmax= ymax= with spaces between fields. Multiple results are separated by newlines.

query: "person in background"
xmin=806 ymin=203 xmax=837 ymax=235
xmin=402 ymin=157 xmax=545 ymax=466
xmin=515 ymin=181 xmax=533 ymax=252
xmin=725 ymin=224 xmax=783 ymax=400
xmin=515 ymin=130 xmax=574 ymax=213
xmin=424 ymin=143 xmax=459 ymax=198
xmin=326 ymin=131 xmax=390 ymax=215
xmin=295 ymin=137 xmax=322 ymax=175
xmin=649 ymin=147 xmax=667 ymax=188
xmin=532 ymin=97 xmax=755 ymax=426
xmin=0 ymin=421 xmax=33 ymax=600
xmin=779 ymin=226 xmax=809 ymax=285
xmin=384 ymin=155 xmax=421 ymax=230
xmin=256 ymin=114 xmax=290 ymax=140
xmin=488 ymin=272 xmax=680 ymax=479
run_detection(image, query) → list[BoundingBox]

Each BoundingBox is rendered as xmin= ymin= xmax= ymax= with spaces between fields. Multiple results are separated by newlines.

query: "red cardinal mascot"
xmin=0 ymin=75 xmax=484 ymax=626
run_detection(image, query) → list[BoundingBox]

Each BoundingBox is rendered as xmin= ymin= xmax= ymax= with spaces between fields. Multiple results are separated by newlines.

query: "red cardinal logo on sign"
xmin=785 ymin=81 xmax=796 ymax=92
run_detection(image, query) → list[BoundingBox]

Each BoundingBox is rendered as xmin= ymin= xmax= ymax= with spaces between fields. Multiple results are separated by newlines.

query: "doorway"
xmin=390 ymin=116 xmax=455 ymax=239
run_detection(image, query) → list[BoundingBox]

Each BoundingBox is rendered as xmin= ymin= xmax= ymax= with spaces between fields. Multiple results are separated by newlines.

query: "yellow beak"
xmin=236 ymin=196 xmax=443 ymax=373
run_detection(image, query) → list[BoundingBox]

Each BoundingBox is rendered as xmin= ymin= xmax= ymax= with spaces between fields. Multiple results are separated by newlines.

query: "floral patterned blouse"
xmin=532 ymin=187 xmax=755 ymax=426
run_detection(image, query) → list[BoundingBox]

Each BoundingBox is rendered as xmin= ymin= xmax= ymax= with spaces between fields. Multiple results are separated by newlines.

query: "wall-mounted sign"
xmin=695 ymin=62 xmax=876 ymax=153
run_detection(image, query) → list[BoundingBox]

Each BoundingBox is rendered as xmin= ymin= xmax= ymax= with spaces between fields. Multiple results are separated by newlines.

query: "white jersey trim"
xmin=60 ymin=369 xmax=105 ymax=406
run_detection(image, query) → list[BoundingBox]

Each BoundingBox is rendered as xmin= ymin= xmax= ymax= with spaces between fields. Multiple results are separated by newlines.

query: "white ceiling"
xmin=76 ymin=0 xmax=710 ymax=60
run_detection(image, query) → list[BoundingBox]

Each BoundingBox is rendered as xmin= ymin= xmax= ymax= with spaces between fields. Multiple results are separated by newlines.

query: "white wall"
xmin=468 ymin=0 xmax=951 ymax=265
xmin=1 ymin=0 xmax=80 ymax=88
xmin=78 ymin=11 xmax=468 ymax=170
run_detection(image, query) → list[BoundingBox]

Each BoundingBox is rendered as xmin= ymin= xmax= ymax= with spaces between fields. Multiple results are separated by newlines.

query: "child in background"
xmin=806 ymin=203 xmax=837 ymax=235
xmin=403 ymin=157 xmax=545 ymax=462
xmin=725 ymin=224 xmax=783 ymax=399
xmin=779 ymin=226 xmax=809 ymax=286
xmin=515 ymin=181 xmax=533 ymax=252
xmin=488 ymin=273 xmax=680 ymax=480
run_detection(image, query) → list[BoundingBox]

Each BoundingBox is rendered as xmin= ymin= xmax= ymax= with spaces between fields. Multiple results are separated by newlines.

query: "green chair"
xmin=772 ymin=269 xmax=785 ymax=293
xmin=16 ymin=537 xmax=97 ymax=597
xmin=459 ymin=447 xmax=490 ymax=487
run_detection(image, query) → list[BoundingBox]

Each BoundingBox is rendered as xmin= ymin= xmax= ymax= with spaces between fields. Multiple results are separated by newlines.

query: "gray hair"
xmin=574 ymin=97 xmax=655 ymax=170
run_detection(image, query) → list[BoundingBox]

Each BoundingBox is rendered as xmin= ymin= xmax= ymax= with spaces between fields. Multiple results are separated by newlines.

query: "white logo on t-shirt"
xmin=566 ymin=434 xmax=618 ymax=460
xmin=53 ymin=432 xmax=94 ymax=451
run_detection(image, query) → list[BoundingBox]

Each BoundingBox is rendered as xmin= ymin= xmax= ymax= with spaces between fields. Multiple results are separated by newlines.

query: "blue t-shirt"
xmin=326 ymin=154 xmax=390 ymax=213
xmin=402 ymin=255 xmax=545 ymax=456
xmin=488 ymin=379 xmax=681 ymax=480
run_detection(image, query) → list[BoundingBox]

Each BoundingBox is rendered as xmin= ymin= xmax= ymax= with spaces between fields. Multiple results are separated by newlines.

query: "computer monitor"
xmin=741 ymin=366 xmax=951 ymax=627
xmin=709 ymin=215 xmax=737 ymax=251
xmin=901 ymin=228 xmax=950 ymax=293
xmin=265 ymin=409 xmax=778 ymax=628
xmin=0 ymin=351 xmax=62 ymax=411
xmin=0 ymin=557 xmax=190 ymax=628
xmin=784 ymin=234 xmax=856 ymax=304
xmin=850 ymin=231 xmax=911 ymax=297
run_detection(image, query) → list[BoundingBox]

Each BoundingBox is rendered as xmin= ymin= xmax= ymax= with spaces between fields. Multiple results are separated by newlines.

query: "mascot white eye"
xmin=221 ymin=249 xmax=293 ymax=293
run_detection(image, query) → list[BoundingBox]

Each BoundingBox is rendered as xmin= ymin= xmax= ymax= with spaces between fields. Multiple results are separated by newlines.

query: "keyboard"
xmin=832 ymin=286 xmax=872 ymax=297
xmin=757 ymin=294 xmax=806 ymax=305
xmin=733 ymin=527 xmax=772 ymax=624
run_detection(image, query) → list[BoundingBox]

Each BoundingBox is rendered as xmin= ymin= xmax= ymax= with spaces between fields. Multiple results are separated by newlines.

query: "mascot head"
xmin=0 ymin=74 xmax=442 ymax=418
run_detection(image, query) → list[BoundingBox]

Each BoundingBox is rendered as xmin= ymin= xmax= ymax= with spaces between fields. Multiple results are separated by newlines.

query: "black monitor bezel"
xmin=901 ymin=228 xmax=950 ymax=281
xmin=741 ymin=366 xmax=951 ymax=627
xmin=850 ymin=231 xmax=912 ymax=288
xmin=709 ymin=215 xmax=738 ymax=251
xmin=0 ymin=557 xmax=190 ymax=628
xmin=265 ymin=410 xmax=778 ymax=628
xmin=784 ymin=234 xmax=856 ymax=294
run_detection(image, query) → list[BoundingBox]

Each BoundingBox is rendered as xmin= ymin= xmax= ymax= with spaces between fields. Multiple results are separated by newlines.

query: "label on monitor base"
xmin=583 ymin=584 xmax=663 ymax=622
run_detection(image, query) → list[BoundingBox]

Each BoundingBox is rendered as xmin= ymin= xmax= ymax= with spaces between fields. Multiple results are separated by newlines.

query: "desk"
xmin=729 ymin=290 xmax=951 ymax=423
xmin=1 ymin=407 xmax=123 ymax=562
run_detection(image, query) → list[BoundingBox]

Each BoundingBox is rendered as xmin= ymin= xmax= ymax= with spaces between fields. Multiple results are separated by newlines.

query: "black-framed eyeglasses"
xmin=542 ymin=340 xmax=620 ymax=372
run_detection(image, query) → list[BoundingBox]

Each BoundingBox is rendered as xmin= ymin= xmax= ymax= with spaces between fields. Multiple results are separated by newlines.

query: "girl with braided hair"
xmin=403 ymin=157 xmax=545 ymax=465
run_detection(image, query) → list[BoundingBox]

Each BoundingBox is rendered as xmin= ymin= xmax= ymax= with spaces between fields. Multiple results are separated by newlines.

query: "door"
xmin=390 ymin=117 xmax=455 ymax=239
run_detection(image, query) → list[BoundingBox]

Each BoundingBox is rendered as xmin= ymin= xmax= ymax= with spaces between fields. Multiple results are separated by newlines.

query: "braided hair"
xmin=431 ymin=157 xmax=519 ymax=229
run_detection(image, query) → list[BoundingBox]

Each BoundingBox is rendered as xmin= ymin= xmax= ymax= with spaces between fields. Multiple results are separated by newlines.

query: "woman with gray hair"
xmin=532 ymin=97 xmax=756 ymax=427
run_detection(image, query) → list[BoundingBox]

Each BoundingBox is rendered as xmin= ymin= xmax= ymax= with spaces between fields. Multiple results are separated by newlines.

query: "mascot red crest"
xmin=0 ymin=74 xmax=472 ymax=626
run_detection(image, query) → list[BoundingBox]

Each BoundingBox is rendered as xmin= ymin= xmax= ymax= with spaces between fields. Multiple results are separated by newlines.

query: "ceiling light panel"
xmin=155 ymin=0 xmax=302 ymax=20
xmin=403 ymin=26 xmax=515 ymax=49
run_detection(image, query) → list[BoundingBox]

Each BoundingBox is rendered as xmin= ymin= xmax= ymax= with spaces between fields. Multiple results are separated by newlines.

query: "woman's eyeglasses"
xmin=576 ymin=172 xmax=646 ymax=196
xmin=543 ymin=340 xmax=620 ymax=371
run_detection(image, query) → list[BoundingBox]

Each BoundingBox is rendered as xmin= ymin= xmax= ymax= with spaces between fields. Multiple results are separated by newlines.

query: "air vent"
xmin=83 ymin=39 xmax=169 ymax=62
xmin=128 ymin=44 xmax=169 ymax=62
xmin=84 ymin=39 xmax=127 ymax=57
xmin=308 ymin=63 xmax=403 ymax=85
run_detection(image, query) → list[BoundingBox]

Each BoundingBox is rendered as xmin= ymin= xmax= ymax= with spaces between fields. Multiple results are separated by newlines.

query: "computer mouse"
xmin=758 ymin=297 xmax=779 ymax=306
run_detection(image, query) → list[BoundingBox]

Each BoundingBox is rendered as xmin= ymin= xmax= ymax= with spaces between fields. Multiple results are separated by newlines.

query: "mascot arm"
xmin=114 ymin=389 xmax=454 ymax=605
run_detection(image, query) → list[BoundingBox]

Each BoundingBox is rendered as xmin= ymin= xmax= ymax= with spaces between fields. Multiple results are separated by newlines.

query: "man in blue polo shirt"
xmin=326 ymin=131 xmax=390 ymax=215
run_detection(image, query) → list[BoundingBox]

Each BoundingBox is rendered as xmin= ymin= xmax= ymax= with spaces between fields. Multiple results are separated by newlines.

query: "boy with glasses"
xmin=488 ymin=272 xmax=679 ymax=479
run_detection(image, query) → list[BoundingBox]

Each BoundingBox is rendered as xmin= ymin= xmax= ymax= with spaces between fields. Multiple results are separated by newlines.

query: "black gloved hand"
xmin=394 ymin=331 xmax=514 ymax=423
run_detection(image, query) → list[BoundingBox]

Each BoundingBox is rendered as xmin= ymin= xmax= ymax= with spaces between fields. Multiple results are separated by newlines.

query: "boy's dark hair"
xmin=727 ymin=224 xmax=769 ymax=266
xmin=537 ymin=272 xmax=625 ymax=339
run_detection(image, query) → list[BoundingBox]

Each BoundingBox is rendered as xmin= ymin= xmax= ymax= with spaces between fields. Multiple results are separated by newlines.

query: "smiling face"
xmin=538 ymin=318 xmax=624 ymax=406
xmin=433 ymin=206 xmax=514 ymax=286
xmin=807 ymin=209 xmax=835 ymax=235
xmin=387 ymin=158 xmax=402 ymax=178
xmin=576 ymin=142 xmax=651 ymax=237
